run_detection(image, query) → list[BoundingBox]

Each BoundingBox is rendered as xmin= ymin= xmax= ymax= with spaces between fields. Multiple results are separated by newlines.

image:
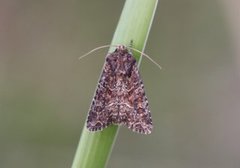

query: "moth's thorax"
xmin=106 ymin=49 xmax=136 ymax=76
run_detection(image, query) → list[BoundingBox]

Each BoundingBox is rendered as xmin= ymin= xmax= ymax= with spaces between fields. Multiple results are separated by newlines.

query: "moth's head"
xmin=115 ymin=45 xmax=129 ymax=54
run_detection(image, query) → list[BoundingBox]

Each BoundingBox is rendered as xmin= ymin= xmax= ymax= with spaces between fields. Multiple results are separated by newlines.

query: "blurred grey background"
xmin=1 ymin=0 xmax=240 ymax=168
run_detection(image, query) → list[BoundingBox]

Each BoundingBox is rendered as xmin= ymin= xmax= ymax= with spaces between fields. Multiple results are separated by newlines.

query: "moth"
xmin=80 ymin=45 xmax=161 ymax=134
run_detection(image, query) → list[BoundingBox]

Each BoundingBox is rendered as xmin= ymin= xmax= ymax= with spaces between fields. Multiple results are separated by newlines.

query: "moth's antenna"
xmin=79 ymin=44 xmax=118 ymax=60
xmin=128 ymin=47 xmax=162 ymax=70
xmin=79 ymin=45 xmax=162 ymax=70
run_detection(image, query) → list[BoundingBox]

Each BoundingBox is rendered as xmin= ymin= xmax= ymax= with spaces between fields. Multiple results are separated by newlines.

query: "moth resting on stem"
xmin=79 ymin=45 xmax=161 ymax=134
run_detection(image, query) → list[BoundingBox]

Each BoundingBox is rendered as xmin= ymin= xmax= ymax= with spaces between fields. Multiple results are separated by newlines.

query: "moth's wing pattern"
xmin=125 ymin=60 xmax=153 ymax=134
xmin=86 ymin=46 xmax=153 ymax=134
xmin=86 ymin=55 xmax=115 ymax=131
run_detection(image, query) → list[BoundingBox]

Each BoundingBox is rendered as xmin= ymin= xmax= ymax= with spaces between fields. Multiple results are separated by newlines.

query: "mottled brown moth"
xmin=80 ymin=45 xmax=161 ymax=134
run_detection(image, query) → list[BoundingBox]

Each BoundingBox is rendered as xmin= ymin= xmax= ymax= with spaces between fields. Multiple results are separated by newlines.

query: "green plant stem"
xmin=71 ymin=0 xmax=158 ymax=168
